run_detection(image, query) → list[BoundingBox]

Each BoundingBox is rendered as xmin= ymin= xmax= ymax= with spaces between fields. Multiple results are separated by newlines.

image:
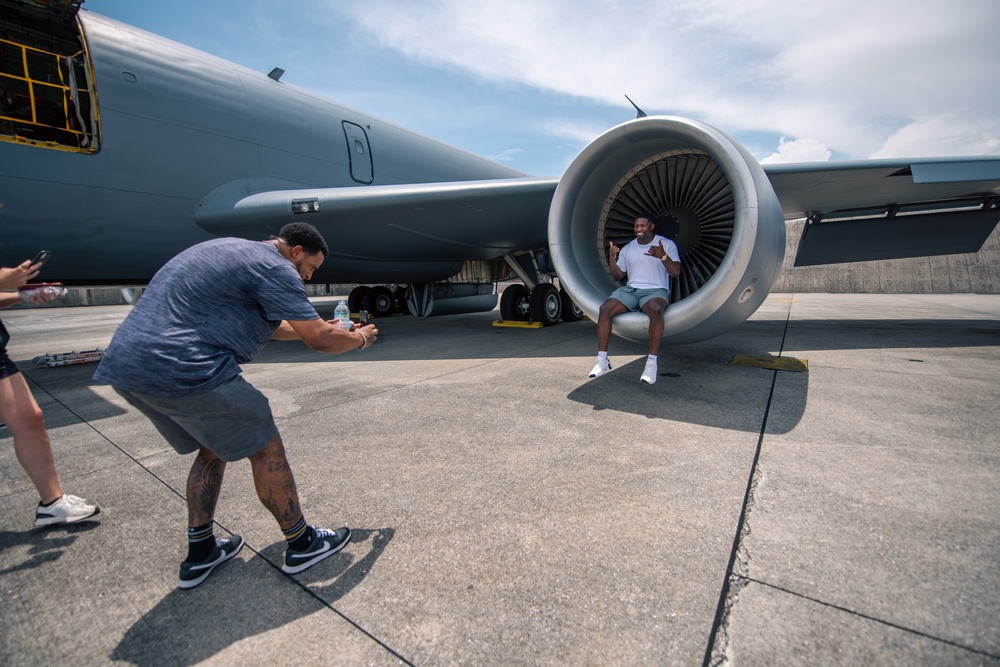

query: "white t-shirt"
xmin=616 ymin=234 xmax=681 ymax=290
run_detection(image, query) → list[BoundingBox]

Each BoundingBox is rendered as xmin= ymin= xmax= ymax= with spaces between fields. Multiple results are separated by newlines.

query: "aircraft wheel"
xmin=364 ymin=285 xmax=395 ymax=318
xmin=500 ymin=284 xmax=530 ymax=321
xmin=348 ymin=286 xmax=369 ymax=312
xmin=559 ymin=288 xmax=584 ymax=322
xmin=529 ymin=283 xmax=562 ymax=326
xmin=394 ymin=286 xmax=411 ymax=315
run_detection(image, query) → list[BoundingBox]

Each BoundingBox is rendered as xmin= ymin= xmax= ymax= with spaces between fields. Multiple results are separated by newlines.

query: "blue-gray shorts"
xmin=609 ymin=286 xmax=670 ymax=310
xmin=113 ymin=375 xmax=279 ymax=462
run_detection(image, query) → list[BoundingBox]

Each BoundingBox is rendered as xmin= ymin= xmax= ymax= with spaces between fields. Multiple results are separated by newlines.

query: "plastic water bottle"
xmin=21 ymin=286 xmax=68 ymax=301
xmin=334 ymin=300 xmax=352 ymax=330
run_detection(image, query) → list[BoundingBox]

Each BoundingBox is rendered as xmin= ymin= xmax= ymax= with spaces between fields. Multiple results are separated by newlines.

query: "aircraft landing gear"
xmin=529 ymin=283 xmax=561 ymax=326
xmin=364 ymin=285 xmax=395 ymax=318
xmin=349 ymin=285 xmax=409 ymax=317
xmin=501 ymin=283 xmax=580 ymax=326
xmin=560 ymin=288 xmax=584 ymax=322
xmin=347 ymin=285 xmax=368 ymax=313
xmin=500 ymin=284 xmax=531 ymax=321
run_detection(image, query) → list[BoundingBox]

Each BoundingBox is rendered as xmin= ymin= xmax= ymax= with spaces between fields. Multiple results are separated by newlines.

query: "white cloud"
xmin=327 ymin=0 xmax=1000 ymax=160
xmin=760 ymin=137 xmax=831 ymax=164
xmin=490 ymin=149 xmax=523 ymax=163
xmin=543 ymin=119 xmax=609 ymax=145
xmin=870 ymin=117 xmax=1000 ymax=159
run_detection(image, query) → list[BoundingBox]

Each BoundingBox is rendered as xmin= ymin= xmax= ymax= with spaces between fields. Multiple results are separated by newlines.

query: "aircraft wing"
xmin=194 ymin=178 xmax=558 ymax=263
xmin=764 ymin=157 xmax=1000 ymax=266
xmin=194 ymin=157 xmax=1000 ymax=272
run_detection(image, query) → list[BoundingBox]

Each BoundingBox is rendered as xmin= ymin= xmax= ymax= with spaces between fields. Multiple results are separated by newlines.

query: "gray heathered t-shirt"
xmin=94 ymin=238 xmax=319 ymax=397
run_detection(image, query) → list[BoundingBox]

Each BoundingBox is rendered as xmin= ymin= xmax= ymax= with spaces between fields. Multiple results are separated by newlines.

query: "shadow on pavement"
xmin=567 ymin=355 xmax=808 ymax=434
xmin=0 ymin=521 xmax=101 ymax=576
xmin=109 ymin=527 xmax=393 ymax=667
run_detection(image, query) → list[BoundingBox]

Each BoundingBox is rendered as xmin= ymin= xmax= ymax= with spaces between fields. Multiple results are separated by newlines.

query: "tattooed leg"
xmin=187 ymin=447 xmax=227 ymax=528
xmin=249 ymin=434 xmax=304 ymax=531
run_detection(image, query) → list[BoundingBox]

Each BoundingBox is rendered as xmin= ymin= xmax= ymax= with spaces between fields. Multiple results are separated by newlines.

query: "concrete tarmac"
xmin=1 ymin=293 xmax=998 ymax=666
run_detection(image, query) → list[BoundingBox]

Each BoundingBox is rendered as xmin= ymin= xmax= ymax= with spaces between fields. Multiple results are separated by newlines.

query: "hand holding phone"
xmin=30 ymin=250 xmax=53 ymax=268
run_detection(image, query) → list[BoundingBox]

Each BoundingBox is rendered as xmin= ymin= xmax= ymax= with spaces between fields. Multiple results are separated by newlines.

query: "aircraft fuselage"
xmin=0 ymin=8 xmax=534 ymax=285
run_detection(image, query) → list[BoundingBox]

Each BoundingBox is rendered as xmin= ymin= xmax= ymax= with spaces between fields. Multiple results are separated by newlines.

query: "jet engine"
xmin=548 ymin=116 xmax=786 ymax=344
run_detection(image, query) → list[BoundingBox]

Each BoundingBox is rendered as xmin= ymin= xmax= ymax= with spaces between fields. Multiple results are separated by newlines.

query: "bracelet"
xmin=355 ymin=330 xmax=367 ymax=351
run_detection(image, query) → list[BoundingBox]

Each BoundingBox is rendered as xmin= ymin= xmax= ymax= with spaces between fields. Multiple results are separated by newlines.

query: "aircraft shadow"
xmin=10 ymin=312 xmax=994 ymax=438
xmin=253 ymin=312 xmax=1000 ymax=366
xmin=564 ymin=315 xmax=997 ymax=432
xmin=110 ymin=527 xmax=394 ymax=667
xmin=567 ymin=352 xmax=809 ymax=434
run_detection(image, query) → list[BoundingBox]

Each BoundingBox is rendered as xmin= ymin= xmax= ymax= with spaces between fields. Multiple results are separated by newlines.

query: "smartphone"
xmin=30 ymin=250 xmax=53 ymax=267
xmin=359 ymin=310 xmax=369 ymax=325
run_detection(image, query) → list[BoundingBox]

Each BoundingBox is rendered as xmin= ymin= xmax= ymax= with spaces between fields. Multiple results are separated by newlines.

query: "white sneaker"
xmin=34 ymin=494 xmax=100 ymax=527
xmin=589 ymin=356 xmax=611 ymax=378
xmin=640 ymin=358 xmax=658 ymax=385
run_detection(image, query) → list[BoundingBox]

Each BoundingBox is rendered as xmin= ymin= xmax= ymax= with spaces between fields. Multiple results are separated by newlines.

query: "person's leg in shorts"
xmin=589 ymin=287 xmax=640 ymax=378
xmin=637 ymin=288 xmax=670 ymax=384
xmin=116 ymin=377 xmax=350 ymax=587
xmin=0 ymin=355 xmax=100 ymax=527
xmin=637 ymin=289 xmax=670 ymax=356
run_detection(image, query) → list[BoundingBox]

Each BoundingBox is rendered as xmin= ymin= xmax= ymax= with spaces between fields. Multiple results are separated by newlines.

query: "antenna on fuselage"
xmin=268 ymin=67 xmax=285 ymax=81
xmin=624 ymin=95 xmax=647 ymax=118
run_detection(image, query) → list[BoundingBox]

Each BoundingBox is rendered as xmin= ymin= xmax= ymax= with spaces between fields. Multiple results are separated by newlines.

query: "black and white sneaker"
xmin=178 ymin=535 xmax=244 ymax=589
xmin=283 ymin=526 xmax=350 ymax=574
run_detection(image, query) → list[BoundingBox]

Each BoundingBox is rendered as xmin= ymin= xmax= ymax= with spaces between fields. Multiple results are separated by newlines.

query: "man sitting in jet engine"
xmin=588 ymin=213 xmax=681 ymax=385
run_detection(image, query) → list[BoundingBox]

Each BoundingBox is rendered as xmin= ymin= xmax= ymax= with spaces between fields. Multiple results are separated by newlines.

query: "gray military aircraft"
xmin=2 ymin=1 xmax=999 ymax=343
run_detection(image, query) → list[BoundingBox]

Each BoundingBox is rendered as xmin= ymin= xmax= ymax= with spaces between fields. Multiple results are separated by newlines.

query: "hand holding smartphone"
xmin=30 ymin=250 xmax=53 ymax=267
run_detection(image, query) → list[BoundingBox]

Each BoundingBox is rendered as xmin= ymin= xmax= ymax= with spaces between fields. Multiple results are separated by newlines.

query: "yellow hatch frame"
xmin=0 ymin=24 xmax=99 ymax=153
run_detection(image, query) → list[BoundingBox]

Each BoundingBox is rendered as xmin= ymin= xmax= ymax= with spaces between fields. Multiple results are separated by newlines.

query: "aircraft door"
xmin=342 ymin=121 xmax=373 ymax=184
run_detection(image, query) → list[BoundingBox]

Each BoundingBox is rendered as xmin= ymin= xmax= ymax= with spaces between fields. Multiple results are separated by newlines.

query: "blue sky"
xmin=84 ymin=0 xmax=999 ymax=178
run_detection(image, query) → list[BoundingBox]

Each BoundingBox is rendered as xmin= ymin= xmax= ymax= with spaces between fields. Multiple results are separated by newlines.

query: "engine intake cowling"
xmin=548 ymin=116 xmax=786 ymax=344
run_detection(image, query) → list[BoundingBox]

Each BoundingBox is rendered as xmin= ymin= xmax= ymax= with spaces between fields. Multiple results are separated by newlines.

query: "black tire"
xmin=500 ymin=284 xmax=530 ymax=321
xmin=348 ymin=286 xmax=370 ymax=313
xmin=393 ymin=286 xmax=410 ymax=315
xmin=364 ymin=285 xmax=395 ymax=318
xmin=559 ymin=289 xmax=584 ymax=322
xmin=529 ymin=283 xmax=561 ymax=326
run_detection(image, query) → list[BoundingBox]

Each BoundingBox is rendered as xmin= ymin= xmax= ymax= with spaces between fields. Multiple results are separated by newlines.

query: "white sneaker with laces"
xmin=34 ymin=494 xmax=100 ymax=527
xmin=589 ymin=356 xmax=611 ymax=378
xmin=640 ymin=358 xmax=658 ymax=385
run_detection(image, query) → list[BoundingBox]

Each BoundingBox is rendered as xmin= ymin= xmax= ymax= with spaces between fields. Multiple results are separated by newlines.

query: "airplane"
xmin=1 ymin=0 xmax=999 ymax=344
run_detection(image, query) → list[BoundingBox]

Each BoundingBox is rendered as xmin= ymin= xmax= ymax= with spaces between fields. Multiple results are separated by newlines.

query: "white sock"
xmin=598 ymin=351 xmax=608 ymax=361
xmin=647 ymin=354 xmax=657 ymax=362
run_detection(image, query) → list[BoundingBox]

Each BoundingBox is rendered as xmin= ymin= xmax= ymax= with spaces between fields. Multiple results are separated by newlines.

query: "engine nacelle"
xmin=548 ymin=116 xmax=786 ymax=344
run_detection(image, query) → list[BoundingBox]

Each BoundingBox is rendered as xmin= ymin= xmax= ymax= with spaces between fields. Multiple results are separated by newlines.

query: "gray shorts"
xmin=609 ymin=286 xmax=670 ymax=311
xmin=113 ymin=375 xmax=279 ymax=462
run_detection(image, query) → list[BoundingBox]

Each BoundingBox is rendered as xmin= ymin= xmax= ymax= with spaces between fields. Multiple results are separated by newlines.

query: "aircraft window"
xmin=0 ymin=33 xmax=98 ymax=153
xmin=354 ymin=139 xmax=365 ymax=154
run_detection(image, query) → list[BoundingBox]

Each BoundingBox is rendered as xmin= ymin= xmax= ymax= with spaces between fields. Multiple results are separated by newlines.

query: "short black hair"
xmin=277 ymin=222 xmax=329 ymax=257
xmin=635 ymin=212 xmax=657 ymax=225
